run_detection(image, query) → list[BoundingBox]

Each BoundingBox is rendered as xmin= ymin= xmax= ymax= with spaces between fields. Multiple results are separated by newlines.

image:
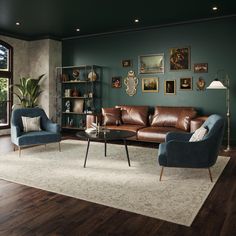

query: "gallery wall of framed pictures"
xmin=112 ymin=45 xmax=208 ymax=95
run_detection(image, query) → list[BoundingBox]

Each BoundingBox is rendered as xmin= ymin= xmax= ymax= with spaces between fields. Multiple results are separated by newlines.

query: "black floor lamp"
xmin=207 ymin=72 xmax=230 ymax=152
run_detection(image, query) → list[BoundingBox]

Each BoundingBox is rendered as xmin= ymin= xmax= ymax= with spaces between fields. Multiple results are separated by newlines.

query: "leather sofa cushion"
xmin=137 ymin=126 xmax=186 ymax=143
xmin=102 ymin=108 xmax=121 ymax=125
xmin=151 ymin=106 xmax=197 ymax=131
xmin=190 ymin=116 xmax=208 ymax=132
xmin=116 ymin=105 xmax=148 ymax=126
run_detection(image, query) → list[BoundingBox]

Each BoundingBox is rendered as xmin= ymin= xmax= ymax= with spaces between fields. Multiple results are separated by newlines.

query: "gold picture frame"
xmin=142 ymin=78 xmax=159 ymax=92
xmin=139 ymin=54 xmax=164 ymax=74
xmin=179 ymin=77 xmax=192 ymax=90
xmin=170 ymin=47 xmax=190 ymax=70
xmin=164 ymin=80 xmax=176 ymax=95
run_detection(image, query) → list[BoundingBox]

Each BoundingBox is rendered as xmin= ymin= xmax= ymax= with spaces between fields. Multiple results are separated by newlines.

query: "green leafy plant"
xmin=13 ymin=74 xmax=45 ymax=108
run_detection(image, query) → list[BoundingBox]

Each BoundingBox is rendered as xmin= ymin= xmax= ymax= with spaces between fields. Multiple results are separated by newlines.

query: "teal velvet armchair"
xmin=11 ymin=108 xmax=61 ymax=156
xmin=158 ymin=114 xmax=225 ymax=182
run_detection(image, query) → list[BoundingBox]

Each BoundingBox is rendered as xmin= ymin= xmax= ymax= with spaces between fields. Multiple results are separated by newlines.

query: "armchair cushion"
xmin=22 ymin=116 xmax=41 ymax=132
xmin=189 ymin=127 xmax=208 ymax=142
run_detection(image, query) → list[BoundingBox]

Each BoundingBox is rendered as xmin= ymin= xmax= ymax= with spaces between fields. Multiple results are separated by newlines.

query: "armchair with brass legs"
xmin=11 ymin=108 xmax=61 ymax=157
xmin=158 ymin=114 xmax=225 ymax=182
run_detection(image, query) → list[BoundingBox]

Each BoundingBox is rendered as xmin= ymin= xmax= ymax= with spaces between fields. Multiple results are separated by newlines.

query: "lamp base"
xmin=224 ymin=146 xmax=231 ymax=152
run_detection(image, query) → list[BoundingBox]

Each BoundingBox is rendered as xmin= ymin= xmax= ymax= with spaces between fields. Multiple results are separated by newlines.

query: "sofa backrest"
xmin=151 ymin=106 xmax=197 ymax=131
xmin=115 ymin=105 xmax=149 ymax=126
xmin=11 ymin=108 xmax=49 ymax=131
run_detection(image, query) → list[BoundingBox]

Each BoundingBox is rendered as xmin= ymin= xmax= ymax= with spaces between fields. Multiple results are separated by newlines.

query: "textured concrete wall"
xmin=0 ymin=36 xmax=62 ymax=135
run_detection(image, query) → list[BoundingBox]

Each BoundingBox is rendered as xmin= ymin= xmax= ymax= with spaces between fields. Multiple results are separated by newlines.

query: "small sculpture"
xmin=124 ymin=70 xmax=138 ymax=96
xmin=65 ymin=100 xmax=70 ymax=112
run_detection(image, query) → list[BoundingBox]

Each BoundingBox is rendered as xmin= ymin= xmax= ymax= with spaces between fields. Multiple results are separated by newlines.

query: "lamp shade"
xmin=206 ymin=79 xmax=226 ymax=89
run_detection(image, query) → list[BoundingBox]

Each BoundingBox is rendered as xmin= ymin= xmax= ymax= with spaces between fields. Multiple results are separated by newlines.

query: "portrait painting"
xmin=164 ymin=80 xmax=176 ymax=95
xmin=142 ymin=78 xmax=159 ymax=92
xmin=180 ymin=77 xmax=192 ymax=90
xmin=170 ymin=47 xmax=190 ymax=70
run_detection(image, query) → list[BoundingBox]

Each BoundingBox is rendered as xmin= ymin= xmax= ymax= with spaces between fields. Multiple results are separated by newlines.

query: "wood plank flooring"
xmin=0 ymin=135 xmax=235 ymax=235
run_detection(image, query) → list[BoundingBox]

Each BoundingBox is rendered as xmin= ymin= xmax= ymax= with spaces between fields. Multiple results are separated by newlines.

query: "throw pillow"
xmin=189 ymin=127 xmax=207 ymax=142
xmin=102 ymin=108 xmax=121 ymax=125
xmin=22 ymin=116 xmax=41 ymax=132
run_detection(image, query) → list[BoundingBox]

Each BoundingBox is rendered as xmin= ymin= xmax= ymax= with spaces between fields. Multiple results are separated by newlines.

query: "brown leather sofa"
xmin=87 ymin=105 xmax=207 ymax=143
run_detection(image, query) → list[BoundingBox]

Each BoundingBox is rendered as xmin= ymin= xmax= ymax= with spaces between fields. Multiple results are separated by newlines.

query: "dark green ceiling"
xmin=0 ymin=0 xmax=235 ymax=40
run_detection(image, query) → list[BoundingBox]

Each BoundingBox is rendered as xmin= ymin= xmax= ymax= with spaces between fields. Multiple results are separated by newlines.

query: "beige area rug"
xmin=0 ymin=140 xmax=230 ymax=226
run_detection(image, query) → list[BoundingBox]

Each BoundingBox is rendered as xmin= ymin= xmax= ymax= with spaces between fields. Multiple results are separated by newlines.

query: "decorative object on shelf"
xmin=164 ymin=80 xmax=176 ymax=95
xmin=179 ymin=77 xmax=192 ymax=90
xmin=88 ymin=92 xmax=93 ymax=98
xmin=196 ymin=77 xmax=206 ymax=90
xmin=139 ymin=54 xmax=164 ymax=74
xmin=72 ymin=69 xmax=80 ymax=80
xmin=61 ymin=74 xmax=68 ymax=82
xmin=194 ymin=63 xmax=208 ymax=73
xmin=65 ymin=100 xmax=70 ymax=112
xmin=72 ymin=87 xmax=79 ymax=97
xmin=170 ymin=47 xmax=190 ymax=70
xmin=69 ymin=119 xmax=74 ymax=127
xmin=124 ymin=70 xmax=138 ymax=96
xmin=207 ymin=70 xmax=231 ymax=152
xmin=64 ymin=89 xmax=71 ymax=97
xmin=73 ymin=99 xmax=84 ymax=113
xmin=142 ymin=78 xmax=159 ymax=92
xmin=122 ymin=59 xmax=132 ymax=67
xmin=112 ymin=76 xmax=122 ymax=88
xmin=88 ymin=70 xmax=97 ymax=81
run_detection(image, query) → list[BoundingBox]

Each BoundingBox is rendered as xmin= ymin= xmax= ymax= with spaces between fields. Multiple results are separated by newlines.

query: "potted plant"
xmin=12 ymin=74 xmax=45 ymax=108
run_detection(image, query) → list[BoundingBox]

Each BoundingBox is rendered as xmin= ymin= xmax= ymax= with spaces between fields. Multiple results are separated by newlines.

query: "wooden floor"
xmin=0 ymin=136 xmax=235 ymax=236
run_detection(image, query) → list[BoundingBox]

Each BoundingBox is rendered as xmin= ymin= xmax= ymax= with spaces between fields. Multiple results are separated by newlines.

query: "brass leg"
xmin=58 ymin=142 xmax=61 ymax=152
xmin=208 ymin=168 xmax=213 ymax=182
xmin=13 ymin=144 xmax=16 ymax=152
xmin=19 ymin=147 xmax=21 ymax=157
xmin=159 ymin=167 xmax=164 ymax=181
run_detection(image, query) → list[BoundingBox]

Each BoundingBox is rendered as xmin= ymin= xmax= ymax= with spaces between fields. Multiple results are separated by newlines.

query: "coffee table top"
xmin=76 ymin=130 xmax=135 ymax=141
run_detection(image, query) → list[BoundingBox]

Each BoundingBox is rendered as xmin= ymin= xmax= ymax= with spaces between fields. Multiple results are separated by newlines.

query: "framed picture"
xmin=170 ymin=47 xmax=190 ymax=70
xmin=179 ymin=77 xmax=192 ymax=90
xmin=164 ymin=80 xmax=176 ymax=95
xmin=142 ymin=78 xmax=159 ymax=92
xmin=122 ymin=59 xmax=132 ymax=67
xmin=112 ymin=76 xmax=122 ymax=88
xmin=139 ymin=54 xmax=164 ymax=74
xmin=194 ymin=63 xmax=208 ymax=73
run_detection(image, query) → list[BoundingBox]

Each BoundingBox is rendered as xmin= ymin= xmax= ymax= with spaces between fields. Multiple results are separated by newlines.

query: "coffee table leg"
xmin=124 ymin=139 xmax=131 ymax=167
xmin=104 ymin=139 xmax=107 ymax=157
xmin=84 ymin=138 xmax=90 ymax=168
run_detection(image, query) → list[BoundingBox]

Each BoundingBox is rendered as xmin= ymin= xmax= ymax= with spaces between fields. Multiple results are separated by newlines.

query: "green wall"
xmin=62 ymin=17 xmax=236 ymax=144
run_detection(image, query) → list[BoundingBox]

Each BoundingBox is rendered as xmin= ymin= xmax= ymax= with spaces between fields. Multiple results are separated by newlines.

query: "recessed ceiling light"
xmin=76 ymin=28 xmax=80 ymax=32
xmin=16 ymin=22 xmax=20 ymax=26
xmin=134 ymin=19 xmax=139 ymax=23
xmin=212 ymin=6 xmax=218 ymax=11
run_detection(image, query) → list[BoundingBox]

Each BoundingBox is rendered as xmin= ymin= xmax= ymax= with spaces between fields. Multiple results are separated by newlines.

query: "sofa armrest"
xmin=190 ymin=116 xmax=208 ymax=132
xmin=45 ymin=120 xmax=61 ymax=133
xmin=166 ymin=132 xmax=193 ymax=142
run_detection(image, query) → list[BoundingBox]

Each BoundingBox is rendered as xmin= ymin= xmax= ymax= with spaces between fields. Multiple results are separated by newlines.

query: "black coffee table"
xmin=76 ymin=130 xmax=136 ymax=168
